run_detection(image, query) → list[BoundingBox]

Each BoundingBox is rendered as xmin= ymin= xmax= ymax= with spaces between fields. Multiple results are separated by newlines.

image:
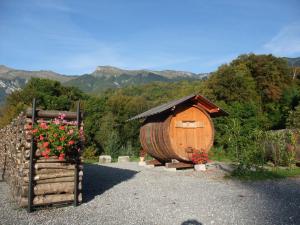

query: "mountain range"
xmin=0 ymin=65 xmax=207 ymax=104
xmin=1 ymin=57 xmax=299 ymax=105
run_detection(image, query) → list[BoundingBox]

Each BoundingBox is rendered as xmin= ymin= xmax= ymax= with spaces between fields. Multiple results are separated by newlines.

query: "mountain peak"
xmin=92 ymin=65 xmax=201 ymax=79
xmin=0 ymin=65 xmax=13 ymax=74
xmin=94 ymin=66 xmax=125 ymax=77
xmin=96 ymin=65 xmax=123 ymax=71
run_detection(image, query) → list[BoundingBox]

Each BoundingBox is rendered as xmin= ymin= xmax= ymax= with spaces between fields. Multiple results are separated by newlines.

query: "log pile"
xmin=0 ymin=111 xmax=83 ymax=208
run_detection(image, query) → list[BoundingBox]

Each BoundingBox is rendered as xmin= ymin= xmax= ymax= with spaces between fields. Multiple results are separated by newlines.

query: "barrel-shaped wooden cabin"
xmin=130 ymin=95 xmax=228 ymax=163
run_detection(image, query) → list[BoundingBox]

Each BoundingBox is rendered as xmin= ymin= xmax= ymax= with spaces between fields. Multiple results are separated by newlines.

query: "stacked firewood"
xmin=0 ymin=111 xmax=83 ymax=208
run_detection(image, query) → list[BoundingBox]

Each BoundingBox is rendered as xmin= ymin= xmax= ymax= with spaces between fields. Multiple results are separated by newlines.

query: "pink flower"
xmin=60 ymin=136 xmax=66 ymax=141
xmin=57 ymin=146 xmax=63 ymax=151
xmin=58 ymin=113 xmax=66 ymax=120
xmin=59 ymin=153 xmax=65 ymax=160
xmin=42 ymin=142 xmax=49 ymax=148
xmin=39 ymin=135 xmax=44 ymax=140
xmin=59 ymin=126 xmax=65 ymax=130
xmin=79 ymin=127 xmax=84 ymax=137
xmin=32 ymin=129 xmax=38 ymax=134
xmin=53 ymin=118 xmax=60 ymax=125
xmin=68 ymin=140 xmax=75 ymax=145
xmin=41 ymin=148 xmax=50 ymax=158
xmin=39 ymin=122 xmax=48 ymax=129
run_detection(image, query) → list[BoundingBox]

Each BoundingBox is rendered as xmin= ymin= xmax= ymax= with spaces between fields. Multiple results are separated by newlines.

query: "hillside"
xmin=64 ymin=66 xmax=205 ymax=93
xmin=0 ymin=65 xmax=206 ymax=104
xmin=283 ymin=57 xmax=300 ymax=67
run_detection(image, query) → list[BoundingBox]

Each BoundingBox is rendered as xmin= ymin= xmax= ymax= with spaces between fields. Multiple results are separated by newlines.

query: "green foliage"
xmin=206 ymin=63 xmax=260 ymax=103
xmin=0 ymin=78 xmax=86 ymax=128
xmin=82 ymin=145 xmax=99 ymax=160
xmin=264 ymin=130 xmax=298 ymax=167
xmin=7 ymin=78 xmax=86 ymax=110
xmin=286 ymin=105 xmax=300 ymax=129
xmin=209 ymin=147 xmax=233 ymax=162
xmin=33 ymin=116 xmax=80 ymax=160
xmin=231 ymin=54 xmax=292 ymax=102
xmin=231 ymin=167 xmax=300 ymax=181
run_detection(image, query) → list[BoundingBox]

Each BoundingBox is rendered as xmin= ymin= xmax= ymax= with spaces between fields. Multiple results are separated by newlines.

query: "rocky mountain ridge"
xmin=0 ymin=65 xmax=207 ymax=104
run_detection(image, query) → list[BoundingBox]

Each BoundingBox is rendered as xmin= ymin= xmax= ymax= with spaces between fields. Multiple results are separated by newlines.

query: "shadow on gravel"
xmin=240 ymin=178 xmax=300 ymax=224
xmin=83 ymin=164 xmax=138 ymax=203
xmin=181 ymin=219 xmax=203 ymax=225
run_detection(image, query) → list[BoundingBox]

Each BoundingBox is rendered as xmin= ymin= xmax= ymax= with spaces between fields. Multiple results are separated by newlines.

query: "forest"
xmin=1 ymin=54 xmax=299 ymax=174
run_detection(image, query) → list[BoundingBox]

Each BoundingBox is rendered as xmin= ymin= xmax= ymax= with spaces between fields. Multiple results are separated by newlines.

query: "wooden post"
xmin=74 ymin=101 xmax=80 ymax=207
xmin=28 ymin=98 xmax=36 ymax=213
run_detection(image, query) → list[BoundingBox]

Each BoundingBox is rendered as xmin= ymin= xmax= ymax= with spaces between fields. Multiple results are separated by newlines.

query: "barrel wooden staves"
xmin=140 ymin=105 xmax=214 ymax=162
xmin=130 ymin=95 xmax=228 ymax=164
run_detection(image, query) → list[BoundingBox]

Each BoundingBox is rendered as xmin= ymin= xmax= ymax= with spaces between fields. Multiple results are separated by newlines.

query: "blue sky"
xmin=0 ymin=0 xmax=300 ymax=74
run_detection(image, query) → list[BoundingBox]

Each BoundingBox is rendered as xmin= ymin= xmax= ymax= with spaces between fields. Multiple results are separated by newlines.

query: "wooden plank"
xmin=165 ymin=162 xmax=194 ymax=169
xmin=26 ymin=108 xmax=83 ymax=119
xmin=175 ymin=121 xmax=204 ymax=128
xmin=145 ymin=159 xmax=164 ymax=166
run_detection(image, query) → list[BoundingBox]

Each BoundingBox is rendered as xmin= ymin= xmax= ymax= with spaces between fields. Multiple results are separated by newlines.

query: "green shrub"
xmin=82 ymin=145 xmax=99 ymax=159
xmin=264 ymin=130 xmax=297 ymax=167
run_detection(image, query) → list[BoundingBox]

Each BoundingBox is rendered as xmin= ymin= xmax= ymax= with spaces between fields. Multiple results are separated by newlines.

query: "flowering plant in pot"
xmin=30 ymin=113 xmax=83 ymax=160
xmin=191 ymin=149 xmax=209 ymax=171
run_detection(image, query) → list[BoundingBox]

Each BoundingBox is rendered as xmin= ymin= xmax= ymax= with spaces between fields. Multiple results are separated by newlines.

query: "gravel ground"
xmin=0 ymin=162 xmax=300 ymax=225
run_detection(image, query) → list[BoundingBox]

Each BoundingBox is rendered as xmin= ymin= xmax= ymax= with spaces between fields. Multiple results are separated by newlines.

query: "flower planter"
xmin=194 ymin=164 xmax=206 ymax=171
xmin=0 ymin=109 xmax=84 ymax=210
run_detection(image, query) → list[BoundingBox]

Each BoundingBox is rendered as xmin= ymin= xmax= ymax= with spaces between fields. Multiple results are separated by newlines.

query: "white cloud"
xmin=264 ymin=23 xmax=300 ymax=55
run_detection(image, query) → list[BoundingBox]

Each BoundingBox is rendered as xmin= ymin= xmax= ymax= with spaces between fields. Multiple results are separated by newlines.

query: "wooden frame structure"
xmin=27 ymin=99 xmax=83 ymax=212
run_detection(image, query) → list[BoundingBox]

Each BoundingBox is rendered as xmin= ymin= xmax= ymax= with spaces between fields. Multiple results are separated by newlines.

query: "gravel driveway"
xmin=0 ymin=162 xmax=299 ymax=225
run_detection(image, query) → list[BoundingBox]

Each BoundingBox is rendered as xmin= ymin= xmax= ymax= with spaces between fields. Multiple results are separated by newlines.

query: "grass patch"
xmin=230 ymin=167 xmax=300 ymax=181
xmin=130 ymin=156 xmax=140 ymax=162
xmin=83 ymin=157 xmax=98 ymax=164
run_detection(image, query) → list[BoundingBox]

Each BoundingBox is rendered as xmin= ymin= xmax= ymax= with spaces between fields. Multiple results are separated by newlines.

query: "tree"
xmin=286 ymin=105 xmax=300 ymax=129
xmin=231 ymin=54 xmax=292 ymax=102
xmin=0 ymin=78 xmax=86 ymax=128
xmin=206 ymin=63 xmax=260 ymax=103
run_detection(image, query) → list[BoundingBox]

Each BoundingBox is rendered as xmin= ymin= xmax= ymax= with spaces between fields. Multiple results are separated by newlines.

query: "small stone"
xmin=118 ymin=156 xmax=130 ymax=163
xmin=138 ymin=161 xmax=146 ymax=166
xmin=99 ymin=155 xmax=112 ymax=164
xmin=145 ymin=165 xmax=155 ymax=168
xmin=194 ymin=164 xmax=206 ymax=171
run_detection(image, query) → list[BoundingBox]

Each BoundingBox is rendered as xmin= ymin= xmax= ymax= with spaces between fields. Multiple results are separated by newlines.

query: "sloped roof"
xmin=129 ymin=94 xmax=228 ymax=121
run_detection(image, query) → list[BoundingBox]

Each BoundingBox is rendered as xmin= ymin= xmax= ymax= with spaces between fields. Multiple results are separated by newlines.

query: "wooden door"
xmin=169 ymin=105 xmax=214 ymax=161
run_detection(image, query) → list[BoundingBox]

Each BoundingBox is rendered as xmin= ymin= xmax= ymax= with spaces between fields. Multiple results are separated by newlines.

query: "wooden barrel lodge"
xmin=130 ymin=95 xmax=228 ymax=163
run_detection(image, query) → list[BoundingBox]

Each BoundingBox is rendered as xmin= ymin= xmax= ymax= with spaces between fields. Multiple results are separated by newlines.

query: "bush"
xmin=286 ymin=105 xmax=300 ymax=129
xmin=82 ymin=145 xmax=99 ymax=159
xmin=264 ymin=130 xmax=297 ymax=167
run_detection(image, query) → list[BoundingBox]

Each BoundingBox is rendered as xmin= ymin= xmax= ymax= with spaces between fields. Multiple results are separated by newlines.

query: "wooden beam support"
xmin=145 ymin=159 xmax=164 ymax=166
xmin=26 ymin=109 xmax=83 ymax=119
xmin=165 ymin=162 xmax=194 ymax=169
